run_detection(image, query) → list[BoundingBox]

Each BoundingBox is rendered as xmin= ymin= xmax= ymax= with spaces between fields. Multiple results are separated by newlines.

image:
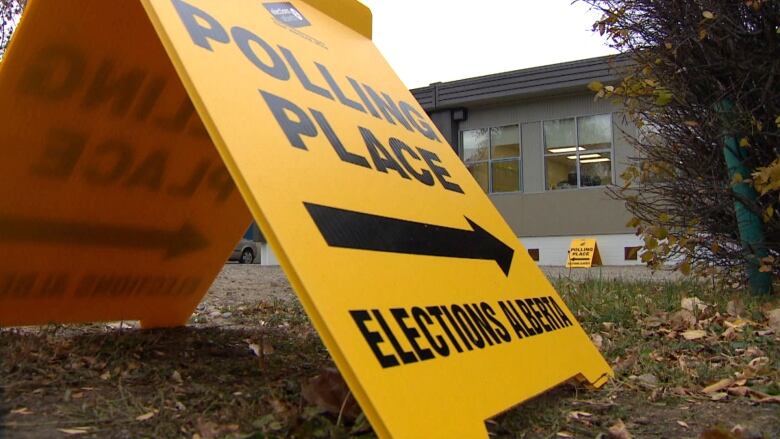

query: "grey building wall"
xmin=410 ymin=55 xmax=638 ymax=239
xmin=455 ymin=93 xmax=636 ymax=238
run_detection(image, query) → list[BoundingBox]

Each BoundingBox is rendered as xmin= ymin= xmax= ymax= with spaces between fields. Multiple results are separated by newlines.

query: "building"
xmin=410 ymin=55 xmax=643 ymax=266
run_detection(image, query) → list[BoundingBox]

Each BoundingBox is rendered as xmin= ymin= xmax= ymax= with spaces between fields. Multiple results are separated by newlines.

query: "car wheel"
xmin=239 ymin=248 xmax=254 ymax=264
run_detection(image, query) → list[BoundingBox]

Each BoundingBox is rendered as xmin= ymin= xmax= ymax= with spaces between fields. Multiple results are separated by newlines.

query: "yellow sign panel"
xmin=566 ymin=238 xmax=603 ymax=268
xmin=0 ymin=0 xmax=252 ymax=327
xmin=1 ymin=0 xmax=612 ymax=437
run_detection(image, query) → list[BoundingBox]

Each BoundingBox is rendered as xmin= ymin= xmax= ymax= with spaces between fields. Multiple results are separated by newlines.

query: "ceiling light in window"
xmin=566 ymin=153 xmax=602 ymax=160
xmin=580 ymin=157 xmax=611 ymax=164
xmin=547 ymin=147 xmax=584 ymax=153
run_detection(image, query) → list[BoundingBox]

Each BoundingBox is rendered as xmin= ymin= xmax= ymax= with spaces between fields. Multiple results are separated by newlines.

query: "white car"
xmin=228 ymin=238 xmax=257 ymax=264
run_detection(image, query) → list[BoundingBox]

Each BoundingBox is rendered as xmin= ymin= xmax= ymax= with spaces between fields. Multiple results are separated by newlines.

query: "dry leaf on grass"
xmin=677 ymin=420 xmax=690 ymax=428
xmin=726 ymin=386 xmax=749 ymax=397
xmin=702 ymin=378 xmax=734 ymax=394
xmin=709 ymin=392 xmax=728 ymax=401
xmin=726 ymin=299 xmax=745 ymax=317
xmin=10 ymin=407 xmax=32 ymax=415
xmin=556 ymin=432 xmax=575 ymax=438
xmin=57 ymin=428 xmax=90 ymax=435
xmin=766 ymin=308 xmax=780 ymax=333
xmin=301 ymin=367 xmax=361 ymax=422
xmin=591 ymin=333 xmax=604 ymax=349
xmin=682 ymin=329 xmax=707 ymax=340
xmin=670 ymin=309 xmax=697 ymax=329
xmin=135 ymin=410 xmax=157 ymax=421
xmin=681 ymin=297 xmax=708 ymax=312
xmin=568 ymin=410 xmax=593 ymax=421
xmin=634 ymin=373 xmax=659 ymax=387
xmin=607 ymin=419 xmax=632 ymax=439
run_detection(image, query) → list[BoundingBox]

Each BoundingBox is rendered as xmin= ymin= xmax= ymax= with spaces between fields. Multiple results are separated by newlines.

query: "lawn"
xmin=1 ymin=273 xmax=778 ymax=438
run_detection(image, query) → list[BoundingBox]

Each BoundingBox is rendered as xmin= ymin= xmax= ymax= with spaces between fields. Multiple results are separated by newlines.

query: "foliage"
xmin=582 ymin=0 xmax=780 ymax=286
xmin=0 ymin=0 xmax=23 ymax=60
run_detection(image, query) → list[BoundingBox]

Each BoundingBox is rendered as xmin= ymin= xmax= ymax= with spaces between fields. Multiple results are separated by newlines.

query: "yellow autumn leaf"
xmin=588 ymin=81 xmax=604 ymax=92
xmin=739 ymin=137 xmax=750 ymax=147
xmin=763 ymin=206 xmax=774 ymax=222
xmin=682 ymin=329 xmax=706 ymax=340
xmin=702 ymin=11 xmax=715 ymax=19
xmin=135 ymin=411 xmax=157 ymax=421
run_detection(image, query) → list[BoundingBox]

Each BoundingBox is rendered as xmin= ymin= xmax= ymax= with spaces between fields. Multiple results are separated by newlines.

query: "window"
xmin=461 ymin=125 xmax=521 ymax=193
xmin=544 ymin=114 xmax=613 ymax=190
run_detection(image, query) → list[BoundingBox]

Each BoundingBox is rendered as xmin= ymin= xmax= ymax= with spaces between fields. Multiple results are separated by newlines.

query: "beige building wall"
xmin=457 ymin=92 xmax=637 ymax=238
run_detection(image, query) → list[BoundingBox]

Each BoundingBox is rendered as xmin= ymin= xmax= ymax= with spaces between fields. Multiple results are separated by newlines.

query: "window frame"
xmin=459 ymin=124 xmax=522 ymax=194
xmin=542 ymin=113 xmax=615 ymax=191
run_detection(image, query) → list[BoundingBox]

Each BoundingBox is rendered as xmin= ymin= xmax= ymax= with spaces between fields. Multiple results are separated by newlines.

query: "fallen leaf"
xmin=726 ymin=299 xmax=745 ymax=316
xmin=10 ymin=407 xmax=32 ymax=415
xmin=567 ymin=410 xmax=593 ymax=421
xmin=301 ymin=368 xmax=361 ymax=422
xmin=709 ymin=392 xmax=728 ymax=401
xmin=556 ymin=432 xmax=575 ymax=438
xmin=635 ymin=373 xmax=659 ymax=387
xmin=682 ymin=329 xmax=706 ymax=340
xmin=57 ymin=428 xmax=90 ymax=435
xmin=607 ymin=419 xmax=632 ymax=439
xmin=724 ymin=319 xmax=750 ymax=329
xmin=766 ymin=308 xmax=780 ymax=333
xmin=135 ymin=411 xmax=157 ymax=421
xmin=196 ymin=418 xmax=220 ymax=439
xmin=677 ymin=420 xmax=689 ymax=428
xmin=727 ymin=386 xmax=749 ymax=397
xmin=702 ymin=10 xmax=715 ymax=19
xmin=747 ymin=356 xmax=769 ymax=369
xmin=643 ymin=315 xmax=665 ymax=328
xmin=591 ymin=333 xmax=604 ymax=349
xmin=702 ymin=378 xmax=734 ymax=394
xmin=670 ymin=309 xmax=697 ymax=329
xmin=681 ymin=296 xmax=708 ymax=312
xmin=754 ymin=394 xmax=780 ymax=404
xmin=171 ymin=370 xmax=183 ymax=384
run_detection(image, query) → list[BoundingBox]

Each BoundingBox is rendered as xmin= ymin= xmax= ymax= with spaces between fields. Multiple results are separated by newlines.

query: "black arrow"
xmin=0 ymin=216 xmax=209 ymax=258
xmin=304 ymin=202 xmax=514 ymax=275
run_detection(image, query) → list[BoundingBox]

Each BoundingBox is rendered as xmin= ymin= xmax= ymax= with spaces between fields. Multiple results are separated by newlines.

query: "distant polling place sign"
xmin=0 ymin=0 xmax=612 ymax=437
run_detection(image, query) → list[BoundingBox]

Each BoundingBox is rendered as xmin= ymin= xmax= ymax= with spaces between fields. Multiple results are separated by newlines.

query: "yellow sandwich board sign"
xmin=0 ymin=0 xmax=612 ymax=437
xmin=566 ymin=238 xmax=603 ymax=268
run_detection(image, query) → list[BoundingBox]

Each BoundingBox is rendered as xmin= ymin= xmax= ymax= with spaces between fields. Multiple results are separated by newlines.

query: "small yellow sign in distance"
xmin=566 ymin=238 xmax=603 ymax=268
xmin=0 ymin=0 xmax=252 ymax=327
xmin=1 ymin=0 xmax=613 ymax=437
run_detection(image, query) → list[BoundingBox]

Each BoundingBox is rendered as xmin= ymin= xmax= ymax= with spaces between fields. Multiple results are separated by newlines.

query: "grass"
xmin=1 ymin=276 xmax=778 ymax=438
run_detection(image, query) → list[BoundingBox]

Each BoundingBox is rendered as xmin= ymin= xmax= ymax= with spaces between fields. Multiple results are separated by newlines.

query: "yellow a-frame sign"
xmin=566 ymin=238 xmax=603 ymax=268
xmin=0 ymin=1 xmax=611 ymax=437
